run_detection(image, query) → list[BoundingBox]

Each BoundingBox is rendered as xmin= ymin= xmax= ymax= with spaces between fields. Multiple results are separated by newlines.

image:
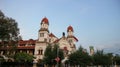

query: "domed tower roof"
xmin=41 ymin=17 xmax=49 ymax=25
xmin=67 ymin=25 xmax=74 ymax=32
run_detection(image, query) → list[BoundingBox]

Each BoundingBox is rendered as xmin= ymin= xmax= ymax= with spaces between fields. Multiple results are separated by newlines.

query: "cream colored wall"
xmin=58 ymin=38 xmax=72 ymax=54
xmin=67 ymin=31 xmax=73 ymax=36
xmin=45 ymin=24 xmax=48 ymax=29
xmin=38 ymin=31 xmax=49 ymax=42
xmin=34 ymin=42 xmax=47 ymax=60
xmin=67 ymin=38 xmax=76 ymax=46
xmin=49 ymin=37 xmax=58 ymax=43
xmin=41 ymin=23 xmax=48 ymax=29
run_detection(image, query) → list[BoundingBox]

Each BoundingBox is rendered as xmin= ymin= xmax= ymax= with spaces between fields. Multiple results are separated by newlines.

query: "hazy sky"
xmin=0 ymin=0 xmax=120 ymax=54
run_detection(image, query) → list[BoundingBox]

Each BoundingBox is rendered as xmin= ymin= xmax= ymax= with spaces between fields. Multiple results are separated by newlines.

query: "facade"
xmin=0 ymin=39 xmax=36 ymax=56
xmin=0 ymin=17 xmax=78 ymax=62
xmin=34 ymin=17 xmax=78 ymax=62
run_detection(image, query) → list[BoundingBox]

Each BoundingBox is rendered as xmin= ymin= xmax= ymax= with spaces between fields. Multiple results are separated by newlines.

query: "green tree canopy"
xmin=14 ymin=52 xmax=34 ymax=63
xmin=93 ymin=50 xmax=112 ymax=66
xmin=43 ymin=44 xmax=64 ymax=66
xmin=0 ymin=10 xmax=20 ymax=56
xmin=68 ymin=46 xmax=92 ymax=66
xmin=43 ymin=44 xmax=53 ymax=65
xmin=0 ymin=10 xmax=19 ymax=42
xmin=113 ymin=54 xmax=120 ymax=65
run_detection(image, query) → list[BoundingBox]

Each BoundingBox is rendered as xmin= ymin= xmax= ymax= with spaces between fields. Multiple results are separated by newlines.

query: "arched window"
xmin=44 ymin=38 xmax=47 ymax=42
xmin=64 ymin=47 xmax=68 ymax=55
xmin=38 ymin=48 xmax=43 ymax=55
xmin=68 ymin=39 xmax=72 ymax=43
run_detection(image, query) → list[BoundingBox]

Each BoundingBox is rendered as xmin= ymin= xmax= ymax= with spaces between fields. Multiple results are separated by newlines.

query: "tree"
xmin=52 ymin=44 xmax=64 ymax=67
xmin=113 ymin=54 xmax=120 ymax=65
xmin=0 ymin=10 xmax=19 ymax=42
xmin=0 ymin=10 xmax=19 ymax=55
xmin=43 ymin=44 xmax=64 ymax=67
xmin=43 ymin=44 xmax=53 ymax=66
xmin=93 ymin=50 xmax=112 ymax=66
xmin=68 ymin=46 xmax=92 ymax=66
xmin=14 ymin=52 xmax=34 ymax=63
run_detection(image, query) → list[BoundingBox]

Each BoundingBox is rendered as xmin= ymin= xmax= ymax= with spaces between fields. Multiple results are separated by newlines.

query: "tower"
xmin=67 ymin=25 xmax=74 ymax=36
xmin=89 ymin=46 xmax=94 ymax=56
xmin=34 ymin=17 xmax=49 ymax=63
xmin=67 ymin=25 xmax=78 ymax=52
xmin=38 ymin=17 xmax=49 ymax=42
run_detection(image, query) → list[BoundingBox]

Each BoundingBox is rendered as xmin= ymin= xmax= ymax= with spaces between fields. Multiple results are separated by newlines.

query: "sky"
xmin=0 ymin=0 xmax=120 ymax=54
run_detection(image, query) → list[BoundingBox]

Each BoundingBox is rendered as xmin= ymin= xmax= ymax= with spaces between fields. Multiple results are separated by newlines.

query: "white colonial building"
xmin=0 ymin=17 xmax=78 ymax=62
xmin=34 ymin=17 xmax=78 ymax=62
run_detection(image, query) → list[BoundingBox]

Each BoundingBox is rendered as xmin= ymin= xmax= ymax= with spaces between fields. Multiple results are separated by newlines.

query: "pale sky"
xmin=0 ymin=0 xmax=120 ymax=54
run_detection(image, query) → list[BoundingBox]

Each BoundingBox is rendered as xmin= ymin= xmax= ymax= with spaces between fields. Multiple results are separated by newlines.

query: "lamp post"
xmin=57 ymin=47 xmax=59 ymax=67
xmin=55 ymin=47 xmax=60 ymax=67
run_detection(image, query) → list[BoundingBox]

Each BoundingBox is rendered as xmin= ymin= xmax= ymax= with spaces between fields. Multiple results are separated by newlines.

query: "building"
xmin=0 ymin=39 xmax=36 ymax=57
xmin=89 ymin=46 xmax=94 ymax=56
xmin=0 ymin=17 xmax=78 ymax=62
xmin=34 ymin=17 xmax=78 ymax=62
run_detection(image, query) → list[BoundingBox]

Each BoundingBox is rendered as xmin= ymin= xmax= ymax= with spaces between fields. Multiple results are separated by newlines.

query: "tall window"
xmin=49 ymin=39 xmax=51 ymax=42
xmin=68 ymin=39 xmax=72 ymax=43
xmin=40 ymin=33 xmax=44 ymax=37
xmin=44 ymin=38 xmax=47 ymax=42
xmin=38 ymin=49 xmax=43 ymax=55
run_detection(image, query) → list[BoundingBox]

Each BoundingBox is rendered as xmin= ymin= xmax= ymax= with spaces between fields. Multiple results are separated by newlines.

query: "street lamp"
xmin=55 ymin=47 xmax=60 ymax=67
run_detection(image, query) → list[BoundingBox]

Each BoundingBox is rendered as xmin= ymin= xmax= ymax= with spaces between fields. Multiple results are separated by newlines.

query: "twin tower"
xmin=34 ymin=17 xmax=78 ymax=62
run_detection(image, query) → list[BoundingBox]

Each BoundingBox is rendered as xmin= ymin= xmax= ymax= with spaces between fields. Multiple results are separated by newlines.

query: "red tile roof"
xmin=67 ymin=36 xmax=78 ymax=42
xmin=17 ymin=46 xmax=35 ymax=49
xmin=41 ymin=17 xmax=49 ymax=25
xmin=0 ymin=45 xmax=35 ymax=50
xmin=18 ymin=39 xmax=36 ymax=45
xmin=67 ymin=25 xmax=74 ymax=32
xmin=49 ymin=33 xmax=57 ymax=37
